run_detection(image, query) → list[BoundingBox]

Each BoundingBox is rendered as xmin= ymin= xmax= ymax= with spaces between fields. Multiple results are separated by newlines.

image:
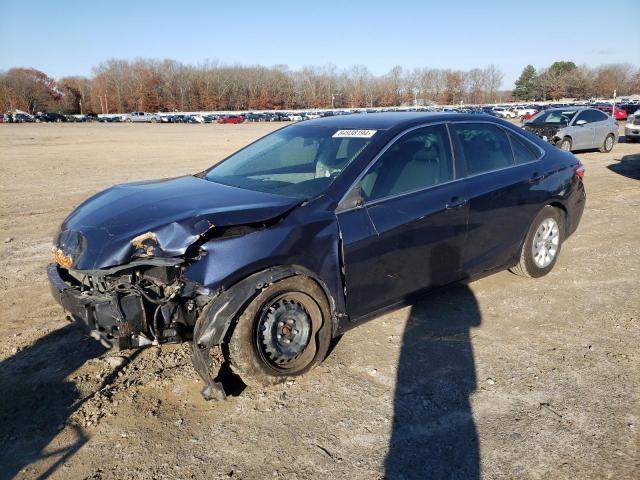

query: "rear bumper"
xmin=48 ymin=263 xmax=148 ymax=349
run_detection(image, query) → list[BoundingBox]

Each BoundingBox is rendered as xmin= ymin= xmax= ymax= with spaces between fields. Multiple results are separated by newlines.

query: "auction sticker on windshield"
xmin=332 ymin=129 xmax=377 ymax=138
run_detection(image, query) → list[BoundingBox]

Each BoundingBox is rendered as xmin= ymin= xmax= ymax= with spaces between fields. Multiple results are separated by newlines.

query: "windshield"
xmin=205 ymin=125 xmax=374 ymax=198
xmin=528 ymin=110 xmax=578 ymax=125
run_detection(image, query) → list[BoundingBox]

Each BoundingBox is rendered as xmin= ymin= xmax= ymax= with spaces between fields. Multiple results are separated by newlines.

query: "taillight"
xmin=573 ymin=162 xmax=585 ymax=178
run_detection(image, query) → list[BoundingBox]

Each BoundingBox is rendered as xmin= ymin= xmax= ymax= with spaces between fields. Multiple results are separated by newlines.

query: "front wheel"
xmin=227 ymin=276 xmax=332 ymax=387
xmin=558 ymin=137 xmax=572 ymax=151
xmin=600 ymin=134 xmax=615 ymax=153
xmin=510 ymin=206 xmax=563 ymax=278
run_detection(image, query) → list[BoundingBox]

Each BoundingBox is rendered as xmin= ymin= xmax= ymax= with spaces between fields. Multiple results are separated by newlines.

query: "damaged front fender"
xmin=191 ymin=265 xmax=336 ymax=401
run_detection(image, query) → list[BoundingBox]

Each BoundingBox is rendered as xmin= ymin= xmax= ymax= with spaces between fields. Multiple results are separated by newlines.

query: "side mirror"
xmin=575 ymin=119 xmax=587 ymax=126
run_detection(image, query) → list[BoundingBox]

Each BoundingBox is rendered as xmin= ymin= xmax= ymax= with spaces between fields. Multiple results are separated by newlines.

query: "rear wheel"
xmin=510 ymin=206 xmax=563 ymax=278
xmin=558 ymin=137 xmax=572 ymax=151
xmin=227 ymin=276 xmax=332 ymax=387
xmin=600 ymin=134 xmax=615 ymax=153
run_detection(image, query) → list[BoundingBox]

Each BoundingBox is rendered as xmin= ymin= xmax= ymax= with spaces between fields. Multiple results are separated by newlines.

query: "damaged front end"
xmin=523 ymin=124 xmax=563 ymax=144
xmin=47 ymin=175 xmax=307 ymax=399
xmin=48 ymin=256 xmax=208 ymax=350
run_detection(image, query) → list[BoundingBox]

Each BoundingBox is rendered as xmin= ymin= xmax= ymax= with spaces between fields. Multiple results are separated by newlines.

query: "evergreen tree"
xmin=514 ymin=65 xmax=537 ymax=100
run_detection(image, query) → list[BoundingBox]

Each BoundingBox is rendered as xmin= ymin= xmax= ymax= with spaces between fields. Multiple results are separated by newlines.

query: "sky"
xmin=1 ymin=0 xmax=638 ymax=88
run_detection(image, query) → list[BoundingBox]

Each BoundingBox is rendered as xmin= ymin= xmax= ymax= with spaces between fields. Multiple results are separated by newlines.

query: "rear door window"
xmin=451 ymin=123 xmax=514 ymax=176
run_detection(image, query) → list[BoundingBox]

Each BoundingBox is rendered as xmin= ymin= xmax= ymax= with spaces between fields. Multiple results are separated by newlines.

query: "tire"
xmin=600 ymin=134 xmax=615 ymax=153
xmin=227 ymin=276 xmax=332 ymax=387
xmin=558 ymin=137 xmax=572 ymax=151
xmin=510 ymin=206 xmax=564 ymax=278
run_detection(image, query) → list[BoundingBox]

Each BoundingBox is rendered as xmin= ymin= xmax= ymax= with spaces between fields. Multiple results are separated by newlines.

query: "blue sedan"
xmin=48 ymin=113 xmax=586 ymax=399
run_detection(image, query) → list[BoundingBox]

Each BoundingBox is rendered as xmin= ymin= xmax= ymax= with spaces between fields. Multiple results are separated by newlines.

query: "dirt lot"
xmin=0 ymin=122 xmax=638 ymax=480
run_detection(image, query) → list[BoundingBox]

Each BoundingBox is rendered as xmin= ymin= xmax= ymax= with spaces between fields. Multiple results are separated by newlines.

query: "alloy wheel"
xmin=531 ymin=218 xmax=560 ymax=268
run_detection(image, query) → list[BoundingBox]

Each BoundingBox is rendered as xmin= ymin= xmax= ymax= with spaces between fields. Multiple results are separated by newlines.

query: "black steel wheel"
xmin=227 ymin=276 xmax=332 ymax=387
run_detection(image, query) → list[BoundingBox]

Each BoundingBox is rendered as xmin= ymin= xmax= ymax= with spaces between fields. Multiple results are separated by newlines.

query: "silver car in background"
xmin=625 ymin=111 xmax=640 ymax=143
xmin=127 ymin=111 xmax=161 ymax=123
xmin=523 ymin=107 xmax=618 ymax=153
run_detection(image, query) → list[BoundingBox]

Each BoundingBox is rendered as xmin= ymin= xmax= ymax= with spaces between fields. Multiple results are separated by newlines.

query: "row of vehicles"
xmin=488 ymin=102 xmax=640 ymax=121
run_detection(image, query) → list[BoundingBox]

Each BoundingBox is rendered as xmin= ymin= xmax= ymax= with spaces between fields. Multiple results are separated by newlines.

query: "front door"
xmin=336 ymin=123 xmax=468 ymax=320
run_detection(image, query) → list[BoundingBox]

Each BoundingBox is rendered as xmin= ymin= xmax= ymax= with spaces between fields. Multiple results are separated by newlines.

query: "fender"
xmin=191 ymin=264 xmax=337 ymax=400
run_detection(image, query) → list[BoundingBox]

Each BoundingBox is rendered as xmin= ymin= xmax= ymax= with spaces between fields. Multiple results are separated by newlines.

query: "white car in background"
xmin=127 ymin=111 xmax=161 ymax=123
xmin=492 ymin=106 xmax=517 ymax=118
xmin=512 ymin=106 xmax=537 ymax=116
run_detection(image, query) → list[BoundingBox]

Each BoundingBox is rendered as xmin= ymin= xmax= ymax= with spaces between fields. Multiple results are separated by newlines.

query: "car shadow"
xmin=384 ymin=283 xmax=481 ymax=479
xmin=607 ymin=153 xmax=640 ymax=180
xmin=0 ymin=323 xmax=109 ymax=479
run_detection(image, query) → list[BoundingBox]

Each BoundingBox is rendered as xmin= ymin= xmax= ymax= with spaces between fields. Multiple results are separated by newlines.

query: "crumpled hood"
xmin=523 ymin=123 xmax=564 ymax=141
xmin=58 ymin=176 xmax=300 ymax=270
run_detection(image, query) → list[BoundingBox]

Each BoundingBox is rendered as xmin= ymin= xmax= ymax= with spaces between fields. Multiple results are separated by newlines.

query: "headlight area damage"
xmin=523 ymin=124 xmax=563 ymax=144
xmin=48 ymin=210 xmax=300 ymax=401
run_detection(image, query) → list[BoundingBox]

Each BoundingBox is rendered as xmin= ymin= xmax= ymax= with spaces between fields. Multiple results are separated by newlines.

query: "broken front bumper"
xmin=47 ymin=263 xmax=148 ymax=349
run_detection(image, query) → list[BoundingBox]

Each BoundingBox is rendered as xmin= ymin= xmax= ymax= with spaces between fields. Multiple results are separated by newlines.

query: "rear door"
xmin=587 ymin=109 xmax=613 ymax=147
xmin=337 ymin=123 xmax=468 ymax=319
xmin=571 ymin=110 xmax=595 ymax=149
xmin=449 ymin=122 xmax=543 ymax=275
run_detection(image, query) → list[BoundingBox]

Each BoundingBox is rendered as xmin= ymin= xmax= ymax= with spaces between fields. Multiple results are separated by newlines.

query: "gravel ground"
xmin=0 ymin=122 xmax=638 ymax=480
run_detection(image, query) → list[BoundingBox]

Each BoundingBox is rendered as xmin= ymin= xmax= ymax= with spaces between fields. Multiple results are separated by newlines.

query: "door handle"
xmin=529 ymin=172 xmax=544 ymax=183
xmin=445 ymin=196 xmax=467 ymax=210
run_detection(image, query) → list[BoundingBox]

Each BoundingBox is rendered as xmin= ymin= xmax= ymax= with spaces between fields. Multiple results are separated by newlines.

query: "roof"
xmin=544 ymin=106 xmax=591 ymax=112
xmin=302 ymin=112 xmax=494 ymax=130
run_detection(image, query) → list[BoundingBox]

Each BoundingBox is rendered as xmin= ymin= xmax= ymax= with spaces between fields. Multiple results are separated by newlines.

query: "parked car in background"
xmin=512 ymin=106 xmax=537 ymax=117
xmin=188 ymin=114 xmax=205 ymax=124
xmin=244 ymin=113 xmax=261 ymax=122
xmin=480 ymin=107 xmax=499 ymax=117
xmin=35 ymin=112 xmax=68 ymax=123
xmin=524 ymin=107 xmax=617 ymax=153
xmin=618 ymin=104 xmax=640 ymax=117
xmin=48 ymin=112 xmax=585 ymax=400
xmin=201 ymin=114 xmax=218 ymax=123
xmin=13 ymin=112 xmax=35 ymax=123
xmin=217 ymin=115 xmax=245 ymax=124
xmin=625 ymin=110 xmax=640 ymax=143
xmin=492 ymin=106 xmax=517 ymax=118
xmin=285 ymin=113 xmax=303 ymax=121
xmin=520 ymin=110 xmax=539 ymax=123
xmin=612 ymin=106 xmax=627 ymax=121
xmin=128 ymin=111 xmax=161 ymax=123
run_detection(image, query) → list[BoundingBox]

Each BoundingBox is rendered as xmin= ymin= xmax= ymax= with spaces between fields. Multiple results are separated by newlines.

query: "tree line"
xmin=0 ymin=59 xmax=638 ymax=115
xmin=513 ymin=62 xmax=639 ymax=101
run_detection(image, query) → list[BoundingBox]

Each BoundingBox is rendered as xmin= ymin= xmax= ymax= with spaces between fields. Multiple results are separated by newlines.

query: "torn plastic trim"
xmin=69 ymin=257 xmax=184 ymax=278
xmin=191 ymin=265 xmax=337 ymax=401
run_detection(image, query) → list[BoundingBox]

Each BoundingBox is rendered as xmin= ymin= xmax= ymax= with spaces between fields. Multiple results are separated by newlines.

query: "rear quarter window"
xmin=509 ymin=133 xmax=539 ymax=164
